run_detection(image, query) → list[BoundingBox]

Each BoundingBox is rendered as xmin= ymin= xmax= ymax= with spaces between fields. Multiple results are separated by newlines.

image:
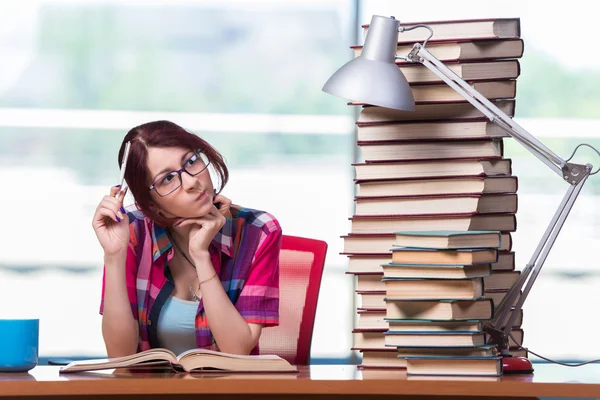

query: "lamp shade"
xmin=322 ymin=15 xmax=415 ymax=111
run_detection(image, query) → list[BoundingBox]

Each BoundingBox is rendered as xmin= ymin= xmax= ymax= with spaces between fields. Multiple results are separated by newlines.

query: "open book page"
xmin=60 ymin=348 xmax=178 ymax=373
xmin=177 ymin=348 xmax=283 ymax=361
xmin=176 ymin=349 xmax=297 ymax=373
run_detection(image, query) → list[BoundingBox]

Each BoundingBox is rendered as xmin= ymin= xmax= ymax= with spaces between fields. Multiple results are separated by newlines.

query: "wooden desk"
xmin=1 ymin=364 xmax=600 ymax=399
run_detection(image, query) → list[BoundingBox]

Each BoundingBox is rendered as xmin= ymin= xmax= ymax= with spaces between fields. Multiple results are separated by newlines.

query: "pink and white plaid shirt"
xmin=100 ymin=205 xmax=281 ymax=354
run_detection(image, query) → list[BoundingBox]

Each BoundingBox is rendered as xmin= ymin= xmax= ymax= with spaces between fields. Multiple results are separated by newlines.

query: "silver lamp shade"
xmin=322 ymin=15 xmax=415 ymax=111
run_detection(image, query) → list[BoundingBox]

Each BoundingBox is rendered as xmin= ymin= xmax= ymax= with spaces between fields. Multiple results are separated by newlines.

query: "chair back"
xmin=259 ymin=235 xmax=327 ymax=365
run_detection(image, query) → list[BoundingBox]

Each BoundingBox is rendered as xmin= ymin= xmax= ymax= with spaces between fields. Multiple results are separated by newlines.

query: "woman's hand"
xmin=172 ymin=194 xmax=231 ymax=270
xmin=213 ymin=193 xmax=232 ymax=218
xmin=92 ymin=185 xmax=130 ymax=257
xmin=174 ymin=203 xmax=226 ymax=261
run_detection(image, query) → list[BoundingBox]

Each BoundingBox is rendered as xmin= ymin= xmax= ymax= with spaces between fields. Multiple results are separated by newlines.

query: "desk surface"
xmin=1 ymin=364 xmax=600 ymax=398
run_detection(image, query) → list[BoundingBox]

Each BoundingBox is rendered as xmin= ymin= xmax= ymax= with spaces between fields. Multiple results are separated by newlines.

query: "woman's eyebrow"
xmin=152 ymin=151 xmax=195 ymax=182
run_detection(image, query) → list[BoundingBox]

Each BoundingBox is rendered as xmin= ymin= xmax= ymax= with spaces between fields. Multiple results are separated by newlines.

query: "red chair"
xmin=259 ymin=235 xmax=328 ymax=365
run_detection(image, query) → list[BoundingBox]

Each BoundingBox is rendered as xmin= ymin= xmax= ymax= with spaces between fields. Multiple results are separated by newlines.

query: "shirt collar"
xmin=151 ymin=216 xmax=234 ymax=262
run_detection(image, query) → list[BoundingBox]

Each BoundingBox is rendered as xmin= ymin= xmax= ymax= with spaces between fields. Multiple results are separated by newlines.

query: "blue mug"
xmin=0 ymin=319 xmax=39 ymax=372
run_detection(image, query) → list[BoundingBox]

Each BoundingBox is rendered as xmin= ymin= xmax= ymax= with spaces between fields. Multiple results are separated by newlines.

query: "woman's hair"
xmin=118 ymin=120 xmax=229 ymax=226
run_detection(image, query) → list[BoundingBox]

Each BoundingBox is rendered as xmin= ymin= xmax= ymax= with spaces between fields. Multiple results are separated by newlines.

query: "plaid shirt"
xmin=100 ymin=205 xmax=281 ymax=355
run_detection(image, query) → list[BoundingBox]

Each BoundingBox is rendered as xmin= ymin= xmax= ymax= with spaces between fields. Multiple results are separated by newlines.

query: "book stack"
xmin=343 ymin=18 xmax=527 ymax=376
xmin=385 ymin=230 xmax=511 ymax=377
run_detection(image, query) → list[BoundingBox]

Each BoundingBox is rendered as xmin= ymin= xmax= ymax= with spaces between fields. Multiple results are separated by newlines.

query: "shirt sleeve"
xmin=99 ymin=223 xmax=139 ymax=320
xmin=235 ymin=216 xmax=282 ymax=327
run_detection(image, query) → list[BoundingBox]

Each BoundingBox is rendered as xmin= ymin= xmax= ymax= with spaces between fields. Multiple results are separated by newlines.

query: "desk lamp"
xmin=323 ymin=15 xmax=599 ymax=374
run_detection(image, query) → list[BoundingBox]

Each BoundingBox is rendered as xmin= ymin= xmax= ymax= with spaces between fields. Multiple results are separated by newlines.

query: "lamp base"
xmin=502 ymin=355 xmax=534 ymax=374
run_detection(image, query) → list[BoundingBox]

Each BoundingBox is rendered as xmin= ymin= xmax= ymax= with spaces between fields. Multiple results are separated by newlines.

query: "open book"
xmin=59 ymin=348 xmax=298 ymax=373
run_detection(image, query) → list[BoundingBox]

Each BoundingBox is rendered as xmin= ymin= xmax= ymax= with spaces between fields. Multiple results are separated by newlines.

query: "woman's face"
xmin=146 ymin=146 xmax=215 ymax=219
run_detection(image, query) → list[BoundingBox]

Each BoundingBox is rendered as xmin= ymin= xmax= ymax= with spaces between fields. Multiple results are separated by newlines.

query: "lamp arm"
xmin=490 ymin=177 xmax=588 ymax=353
xmin=409 ymin=44 xmax=569 ymax=177
xmin=405 ymin=43 xmax=595 ymax=354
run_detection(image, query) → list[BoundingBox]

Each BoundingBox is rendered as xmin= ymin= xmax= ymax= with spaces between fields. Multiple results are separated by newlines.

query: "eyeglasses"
xmin=149 ymin=152 xmax=211 ymax=197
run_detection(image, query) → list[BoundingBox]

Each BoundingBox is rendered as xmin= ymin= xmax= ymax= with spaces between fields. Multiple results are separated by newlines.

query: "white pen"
xmin=116 ymin=141 xmax=131 ymax=199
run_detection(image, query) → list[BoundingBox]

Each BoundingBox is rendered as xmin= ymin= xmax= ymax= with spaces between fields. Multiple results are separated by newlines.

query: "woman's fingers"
xmin=172 ymin=204 xmax=226 ymax=230
xmin=104 ymin=188 xmax=127 ymax=212
xmin=117 ymin=186 xmax=128 ymax=206
xmin=174 ymin=214 xmax=221 ymax=229
xmin=213 ymin=194 xmax=231 ymax=216
xmin=95 ymin=205 xmax=121 ymax=224
xmin=109 ymin=185 xmax=122 ymax=197
xmin=100 ymin=197 xmax=124 ymax=219
xmin=102 ymin=195 xmax=120 ymax=208
xmin=207 ymin=204 xmax=220 ymax=217
xmin=208 ymin=203 xmax=228 ymax=220
xmin=98 ymin=193 xmax=127 ymax=216
xmin=174 ymin=217 xmax=205 ymax=228
xmin=209 ymin=205 xmax=227 ymax=227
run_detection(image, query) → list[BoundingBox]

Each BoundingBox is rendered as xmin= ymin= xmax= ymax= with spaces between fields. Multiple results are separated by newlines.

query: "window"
xmin=0 ymin=0 xmax=356 ymax=360
xmin=3 ymin=0 xmax=596 ymax=364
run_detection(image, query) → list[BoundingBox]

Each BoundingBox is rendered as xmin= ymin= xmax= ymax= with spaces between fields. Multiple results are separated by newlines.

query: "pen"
xmin=117 ymin=141 xmax=131 ymax=198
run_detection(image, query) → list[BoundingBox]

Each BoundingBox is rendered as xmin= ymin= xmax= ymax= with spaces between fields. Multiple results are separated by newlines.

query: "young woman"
xmin=92 ymin=120 xmax=282 ymax=358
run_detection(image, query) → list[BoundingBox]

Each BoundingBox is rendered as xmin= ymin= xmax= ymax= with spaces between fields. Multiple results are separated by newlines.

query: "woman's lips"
xmin=196 ymin=191 xmax=207 ymax=201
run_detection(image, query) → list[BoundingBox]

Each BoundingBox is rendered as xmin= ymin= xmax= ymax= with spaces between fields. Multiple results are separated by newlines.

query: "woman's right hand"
xmin=92 ymin=185 xmax=130 ymax=257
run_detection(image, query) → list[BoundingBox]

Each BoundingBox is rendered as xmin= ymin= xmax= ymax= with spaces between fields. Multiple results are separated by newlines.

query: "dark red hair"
xmin=118 ymin=120 xmax=229 ymax=226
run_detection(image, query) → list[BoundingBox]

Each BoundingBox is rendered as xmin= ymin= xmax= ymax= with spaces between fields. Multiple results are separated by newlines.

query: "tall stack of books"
xmin=343 ymin=18 xmax=527 ymax=375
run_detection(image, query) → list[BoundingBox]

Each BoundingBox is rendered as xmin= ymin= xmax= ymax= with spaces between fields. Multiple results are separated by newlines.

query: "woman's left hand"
xmin=173 ymin=194 xmax=231 ymax=261
xmin=213 ymin=193 xmax=232 ymax=218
